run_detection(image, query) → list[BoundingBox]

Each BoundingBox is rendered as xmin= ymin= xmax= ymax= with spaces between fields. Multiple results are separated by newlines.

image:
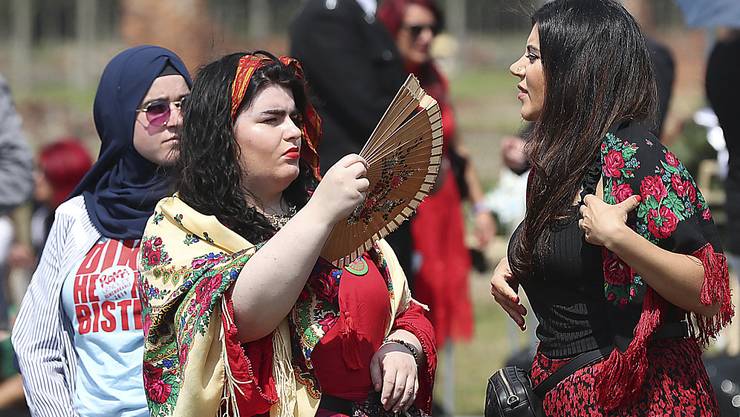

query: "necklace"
xmin=263 ymin=205 xmax=296 ymax=230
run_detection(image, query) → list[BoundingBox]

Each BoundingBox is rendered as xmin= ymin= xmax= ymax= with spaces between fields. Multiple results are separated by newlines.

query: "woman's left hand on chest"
xmin=578 ymin=194 xmax=641 ymax=248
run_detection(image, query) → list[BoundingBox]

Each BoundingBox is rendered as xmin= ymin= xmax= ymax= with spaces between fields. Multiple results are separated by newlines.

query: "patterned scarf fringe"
xmin=221 ymin=297 xmax=246 ymax=417
xmin=271 ymin=322 xmax=297 ymax=417
xmin=595 ymin=288 xmax=665 ymax=411
xmin=692 ymin=243 xmax=734 ymax=346
xmin=596 ymin=243 xmax=735 ymax=411
xmin=217 ymin=299 xmax=298 ymax=417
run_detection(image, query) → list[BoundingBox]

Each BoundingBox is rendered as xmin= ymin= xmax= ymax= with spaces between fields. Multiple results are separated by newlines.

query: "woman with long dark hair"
xmin=138 ymin=52 xmax=436 ymax=417
xmin=489 ymin=0 xmax=733 ymax=415
xmin=12 ymin=46 xmax=191 ymax=417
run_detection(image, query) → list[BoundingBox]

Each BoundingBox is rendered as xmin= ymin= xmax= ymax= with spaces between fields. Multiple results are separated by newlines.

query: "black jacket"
xmin=290 ymin=0 xmax=406 ymax=171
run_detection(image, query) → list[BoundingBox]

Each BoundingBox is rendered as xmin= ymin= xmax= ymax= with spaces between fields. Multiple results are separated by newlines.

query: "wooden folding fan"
xmin=322 ymin=74 xmax=444 ymax=267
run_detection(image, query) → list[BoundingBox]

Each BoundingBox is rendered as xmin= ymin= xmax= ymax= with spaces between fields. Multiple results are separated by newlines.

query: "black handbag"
xmin=485 ymin=346 xmax=613 ymax=417
xmin=485 ymin=366 xmax=544 ymax=417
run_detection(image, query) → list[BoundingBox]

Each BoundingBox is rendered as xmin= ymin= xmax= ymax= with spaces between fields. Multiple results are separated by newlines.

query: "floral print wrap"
xmin=592 ymin=126 xmax=733 ymax=410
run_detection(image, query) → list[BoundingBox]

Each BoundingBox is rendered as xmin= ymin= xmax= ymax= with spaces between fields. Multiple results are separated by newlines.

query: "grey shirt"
xmin=0 ymin=74 xmax=33 ymax=215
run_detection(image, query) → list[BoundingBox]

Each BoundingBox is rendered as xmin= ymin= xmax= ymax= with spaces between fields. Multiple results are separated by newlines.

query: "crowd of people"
xmin=0 ymin=0 xmax=736 ymax=416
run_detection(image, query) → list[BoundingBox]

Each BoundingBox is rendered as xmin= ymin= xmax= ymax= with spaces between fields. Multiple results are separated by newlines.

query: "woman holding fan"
xmin=138 ymin=51 xmax=436 ymax=417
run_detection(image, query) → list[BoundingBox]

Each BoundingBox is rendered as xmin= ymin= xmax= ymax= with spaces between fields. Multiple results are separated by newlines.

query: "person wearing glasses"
xmin=12 ymin=45 xmax=191 ymax=417
xmin=138 ymin=51 xmax=436 ymax=417
xmin=489 ymin=0 xmax=731 ymax=415
xmin=377 ymin=0 xmax=494 ymax=361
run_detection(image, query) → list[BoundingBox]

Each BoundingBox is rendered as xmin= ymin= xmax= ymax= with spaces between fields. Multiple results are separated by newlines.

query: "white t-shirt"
xmin=61 ymin=237 xmax=148 ymax=417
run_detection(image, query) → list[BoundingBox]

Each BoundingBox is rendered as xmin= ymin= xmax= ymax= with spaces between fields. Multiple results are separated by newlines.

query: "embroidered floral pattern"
xmin=183 ymin=233 xmax=200 ymax=246
xmin=347 ymin=141 xmax=419 ymax=226
xmin=530 ymin=339 xmax=720 ymax=416
xmin=141 ymin=198 xmax=415 ymax=417
xmin=152 ymin=211 xmax=165 ymax=225
xmin=600 ymin=134 xmax=647 ymax=306
xmin=291 ymin=249 xmax=395 ymax=371
xmin=140 ymin=236 xmax=172 ymax=270
xmin=600 ymin=134 xmax=713 ymax=308
xmin=292 ymin=259 xmax=342 ymax=367
xmin=142 ymin=247 xmax=251 ymax=417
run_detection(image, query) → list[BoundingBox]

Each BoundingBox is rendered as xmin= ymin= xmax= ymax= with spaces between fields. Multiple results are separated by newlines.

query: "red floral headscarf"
xmin=231 ymin=53 xmax=322 ymax=180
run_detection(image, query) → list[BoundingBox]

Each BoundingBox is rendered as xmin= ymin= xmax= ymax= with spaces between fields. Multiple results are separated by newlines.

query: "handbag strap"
xmin=532 ymin=345 xmax=613 ymax=398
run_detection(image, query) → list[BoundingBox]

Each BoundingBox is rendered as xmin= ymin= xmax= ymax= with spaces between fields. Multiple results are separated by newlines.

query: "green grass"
xmin=450 ymin=68 xmax=525 ymax=135
xmin=16 ymin=83 xmax=96 ymax=114
xmin=432 ymin=268 xmax=533 ymax=416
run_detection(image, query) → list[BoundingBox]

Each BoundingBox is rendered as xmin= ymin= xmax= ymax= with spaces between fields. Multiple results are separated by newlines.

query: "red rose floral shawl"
xmin=594 ymin=125 xmax=733 ymax=410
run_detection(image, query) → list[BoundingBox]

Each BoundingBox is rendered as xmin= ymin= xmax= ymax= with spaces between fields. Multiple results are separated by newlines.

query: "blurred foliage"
xmin=0 ymin=0 xmax=690 ymax=44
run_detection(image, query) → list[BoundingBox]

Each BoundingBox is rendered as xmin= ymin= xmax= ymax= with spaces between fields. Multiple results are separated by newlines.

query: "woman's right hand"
xmin=490 ymin=257 xmax=527 ymax=330
xmin=309 ymin=154 xmax=370 ymax=224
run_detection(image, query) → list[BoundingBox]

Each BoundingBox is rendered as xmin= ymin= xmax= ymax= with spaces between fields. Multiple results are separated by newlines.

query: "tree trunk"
xmin=445 ymin=0 xmax=466 ymax=69
xmin=75 ymin=0 xmax=96 ymax=87
xmin=120 ymin=0 xmax=214 ymax=72
xmin=11 ymin=0 xmax=32 ymax=89
xmin=623 ymin=0 xmax=655 ymax=34
xmin=248 ymin=0 xmax=270 ymax=40
xmin=445 ymin=0 xmax=466 ymax=42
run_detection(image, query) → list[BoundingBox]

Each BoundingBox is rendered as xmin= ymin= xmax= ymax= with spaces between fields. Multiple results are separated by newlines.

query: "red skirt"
xmin=410 ymin=171 xmax=473 ymax=347
xmin=530 ymin=338 xmax=720 ymax=416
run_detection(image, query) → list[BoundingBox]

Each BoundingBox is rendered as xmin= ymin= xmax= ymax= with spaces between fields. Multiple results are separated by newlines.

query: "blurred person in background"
xmin=490 ymin=0 xmax=732 ymax=415
xmin=377 ymin=0 xmax=494 ymax=360
xmin=0 ymin=72 xmax=33 ymax=417
xmin=290 ymin=0 xmax=415 ymax=277
xmin=706 ymin=28 xmax=740 ymax=279
xmin=9 ymin=139 xmax=93 ymax=271
xmin=0 ymin=73 xmax=33 ymax=332
xmin=12 ymin=46 xmax=191 ymax=417
xmin=0 ymin=74 xmax=33 ymax=217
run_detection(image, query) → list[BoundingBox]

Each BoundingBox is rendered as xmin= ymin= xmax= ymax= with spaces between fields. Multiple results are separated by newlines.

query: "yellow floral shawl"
xmin=138 ymin=195 xmax=413 ymax=417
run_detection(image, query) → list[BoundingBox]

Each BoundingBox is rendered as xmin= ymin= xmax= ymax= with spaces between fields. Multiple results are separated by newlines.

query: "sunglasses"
xmin=403 ymin=23 xmax=440 ymax=39
xmin=136 ymin=96 xmax=189 ymax=127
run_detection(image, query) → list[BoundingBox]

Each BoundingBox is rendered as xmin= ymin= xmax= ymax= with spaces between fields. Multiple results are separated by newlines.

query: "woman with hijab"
xmin=12 ymin=45 xmax=192 ymax=417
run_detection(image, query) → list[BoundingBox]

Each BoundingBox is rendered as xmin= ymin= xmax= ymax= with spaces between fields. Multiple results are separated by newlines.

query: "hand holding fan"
xmin=322 ymin=74 xmax=444 ymax=267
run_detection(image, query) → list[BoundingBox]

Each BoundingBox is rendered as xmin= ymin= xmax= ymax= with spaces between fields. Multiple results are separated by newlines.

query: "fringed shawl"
xmin=138 ymin=195 xmax=419 ymax=417
xmin=594 ymin=124 xmax=733 ymax=410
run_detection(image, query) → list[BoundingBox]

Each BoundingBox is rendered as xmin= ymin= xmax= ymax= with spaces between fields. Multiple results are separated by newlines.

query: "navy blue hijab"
xmin=71 ymin=45 xmax=192 ymax=240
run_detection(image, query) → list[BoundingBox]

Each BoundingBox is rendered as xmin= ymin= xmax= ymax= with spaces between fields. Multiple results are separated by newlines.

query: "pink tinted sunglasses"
xmin=136 ymin=96 xmax=189 ymax=127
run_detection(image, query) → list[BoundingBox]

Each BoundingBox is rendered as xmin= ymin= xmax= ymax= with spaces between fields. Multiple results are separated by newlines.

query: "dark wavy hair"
xmin=175 ymin=51 xmax=317 ymax=243
xmin=510 ymin=0 xmax=657 ymax=280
